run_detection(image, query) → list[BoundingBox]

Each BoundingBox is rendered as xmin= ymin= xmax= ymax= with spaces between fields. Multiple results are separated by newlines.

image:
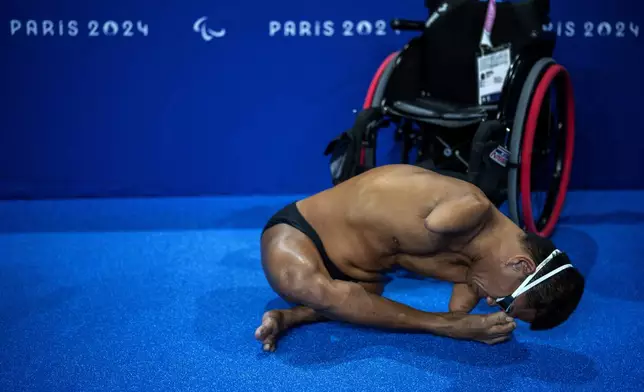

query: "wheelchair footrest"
xmin=385 ymin=97 xmax=495 ymax=128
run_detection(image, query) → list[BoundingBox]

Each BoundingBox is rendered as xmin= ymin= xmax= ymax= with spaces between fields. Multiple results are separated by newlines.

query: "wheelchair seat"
xmin=386 ymin=96 xmax=495 ymax=127
xmin=325 ymin=0 xmax=576 ymax=238
xmin=382 ymin=0 xmax=551 ymax=115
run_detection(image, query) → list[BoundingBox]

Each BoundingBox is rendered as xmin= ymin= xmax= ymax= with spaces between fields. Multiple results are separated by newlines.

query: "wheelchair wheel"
xmin=507 ymin=60 xmax=575 ymax=237
xmin=363 ymin=52 xmax=399 ymax=109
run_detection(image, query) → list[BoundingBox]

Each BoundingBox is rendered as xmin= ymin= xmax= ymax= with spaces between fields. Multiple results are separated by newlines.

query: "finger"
xmin=484 ymin=335 xmax=511 ymax=345
xmin=489 ymin=321 xmax=517 ymax=335
xmin=487 ymin=311 xmax=514 ymax=326
xmin=486 ymin=297 xmax=496 ymax=306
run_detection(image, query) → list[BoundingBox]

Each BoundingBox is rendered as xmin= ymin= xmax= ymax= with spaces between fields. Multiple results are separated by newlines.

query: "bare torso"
xmin=255 ymin=165 xmax=522 ymax=351
xmin=297 ymin=164 xmax=504 ymax=282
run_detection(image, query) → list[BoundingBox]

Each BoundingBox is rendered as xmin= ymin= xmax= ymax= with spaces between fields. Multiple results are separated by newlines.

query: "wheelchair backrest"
xmin=420 ymin=0 xmax=551 ymax=105
xmin=424 ymin=0 xmax=549 ymax=17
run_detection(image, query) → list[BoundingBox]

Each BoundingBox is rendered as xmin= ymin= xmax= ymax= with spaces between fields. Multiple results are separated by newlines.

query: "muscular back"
xmin=297 ymin=165 xmax=488 ymax=280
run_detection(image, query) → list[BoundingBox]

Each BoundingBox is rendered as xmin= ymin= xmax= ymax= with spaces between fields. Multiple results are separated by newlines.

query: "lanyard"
xmin=480 ymin=0 xmax=497 ymax=49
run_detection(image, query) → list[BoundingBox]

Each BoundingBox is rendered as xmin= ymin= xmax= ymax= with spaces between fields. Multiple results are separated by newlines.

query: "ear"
xmin=506 ymin=256 xmax=536 ymax=275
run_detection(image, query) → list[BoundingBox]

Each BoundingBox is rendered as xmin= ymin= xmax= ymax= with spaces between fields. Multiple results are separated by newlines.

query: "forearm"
xmin=318 ymin=281 xmax=457 ymax=337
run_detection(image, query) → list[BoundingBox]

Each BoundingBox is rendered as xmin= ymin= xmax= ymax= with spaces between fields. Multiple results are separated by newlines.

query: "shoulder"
xmin=442 ymin=185 xmax=492 ymax=210
xmin=462 ymin=190 xmax=492 ymax=210
xmin=424 ymin=190 xmax=493 ymax=235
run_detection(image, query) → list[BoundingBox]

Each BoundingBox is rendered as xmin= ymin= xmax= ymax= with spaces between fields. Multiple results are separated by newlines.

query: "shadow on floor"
xmin=557 ymin=217 xmax=644 ymax=302
xmin=551 ymin=226 xmax=599 ymax=280
xmin=272 ymin=323 xmax=598 ymax=389
xmin=0 ymin=264 xmax=80 ymax=331
xmin=195 ymin=287 xmax=598 ymax=388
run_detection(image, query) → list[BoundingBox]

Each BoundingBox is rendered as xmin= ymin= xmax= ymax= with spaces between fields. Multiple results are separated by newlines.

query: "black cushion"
xmin=419 ymin=0 xmax=549 ymax=105
xmin=391 ymin=97 xmax=489 ymax=121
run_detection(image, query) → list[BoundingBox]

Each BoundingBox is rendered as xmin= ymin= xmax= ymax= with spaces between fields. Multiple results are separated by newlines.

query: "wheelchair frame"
xmin=329 ymin=0 xmax=575 ymax=238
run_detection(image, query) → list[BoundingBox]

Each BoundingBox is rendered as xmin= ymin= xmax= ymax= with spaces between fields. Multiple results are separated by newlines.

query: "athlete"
xmin=255 ymin=164 xmax=584 ymax=351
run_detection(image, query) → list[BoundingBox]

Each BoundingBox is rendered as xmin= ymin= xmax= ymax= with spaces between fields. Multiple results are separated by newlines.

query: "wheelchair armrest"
xmin=390 ymin=19 xmax=425 ymax=31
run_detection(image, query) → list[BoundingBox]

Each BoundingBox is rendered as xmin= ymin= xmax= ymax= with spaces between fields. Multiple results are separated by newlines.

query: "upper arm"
xmin=449 ymin=283 xmax=481 ymax=313
xmin=424 ymin=193 xmax=491 ymax=235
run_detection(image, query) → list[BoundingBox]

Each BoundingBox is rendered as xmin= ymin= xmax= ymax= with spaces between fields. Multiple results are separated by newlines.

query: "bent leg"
xmin=256 ymin=281 xmax=386 ymax=351
xmin=260 ymin=226 xmax=454 ymax=339
xmin=255 ymin=306 xmax=323 ymax=352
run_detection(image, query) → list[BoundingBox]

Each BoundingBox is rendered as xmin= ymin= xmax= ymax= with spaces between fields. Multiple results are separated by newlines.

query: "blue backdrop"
xmin=1 ymin=1 xmax=642 ymax=199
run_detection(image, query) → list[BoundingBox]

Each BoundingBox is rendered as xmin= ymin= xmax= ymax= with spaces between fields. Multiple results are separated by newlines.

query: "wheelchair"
xmin=325 ymin=0 xmax=575 ymax=238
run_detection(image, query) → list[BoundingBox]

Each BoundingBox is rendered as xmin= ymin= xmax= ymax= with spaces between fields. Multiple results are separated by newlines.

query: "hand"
xmin=450 ymin=311 xmax=516 ymax=345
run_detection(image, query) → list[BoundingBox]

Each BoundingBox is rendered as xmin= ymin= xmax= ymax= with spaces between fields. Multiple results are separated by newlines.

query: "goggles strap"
xmin=497 ymin=249 xmax=573 ymax=303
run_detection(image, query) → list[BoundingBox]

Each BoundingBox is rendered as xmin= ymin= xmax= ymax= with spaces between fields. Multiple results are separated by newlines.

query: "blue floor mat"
xmin=1 ymin=191 xmax=643 ymax=391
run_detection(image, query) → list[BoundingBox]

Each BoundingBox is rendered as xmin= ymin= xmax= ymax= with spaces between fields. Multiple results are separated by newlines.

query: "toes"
xmin=262 ymin=338 xmax=277 ymax=352
xmin=262 ymin=343 xmax=275 ymax=352
xmin=255 ymin=325 xmax=269 ymax=340
xmin=255 ymin=322 xmax=277 ymax=341
xmin=255 ymin=311 xmax=282 ymax=342
xmin=262 ymin=310 xmax=283 ymax=326
xmin=262 ymin=333 xmax=277 ymax=352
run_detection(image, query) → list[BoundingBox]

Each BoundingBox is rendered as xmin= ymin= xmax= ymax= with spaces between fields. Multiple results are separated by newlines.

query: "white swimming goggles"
xmin=495 ymin=249 xmax=573 ymax=312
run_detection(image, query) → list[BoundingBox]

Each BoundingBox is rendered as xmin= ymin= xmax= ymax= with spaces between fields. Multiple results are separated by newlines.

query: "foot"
xmin=254 ymin=306 xmax=324 ymax=352
xmin=254 ymin=310 xmax=286 ymax=352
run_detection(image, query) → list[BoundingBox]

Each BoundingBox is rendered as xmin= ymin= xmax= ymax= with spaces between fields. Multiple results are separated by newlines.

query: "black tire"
xmin=507 ymin=58 xmax=556 ymax=225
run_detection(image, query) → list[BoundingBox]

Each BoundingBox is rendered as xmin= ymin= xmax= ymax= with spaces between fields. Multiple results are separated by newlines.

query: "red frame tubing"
xmin=362 ymin=52 xmax=398 ymax=109
xmin=359 ymin=51 xmax=398 ymax=165
xmin=520 ymin=64 xmax=575 ymax=237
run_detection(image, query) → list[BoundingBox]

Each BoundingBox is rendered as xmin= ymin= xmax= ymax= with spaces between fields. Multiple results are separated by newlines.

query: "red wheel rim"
xmin=520 ymin=64 xmax=575 ymax=237
xmin=362 ymin=52 xmax=398 ymax=109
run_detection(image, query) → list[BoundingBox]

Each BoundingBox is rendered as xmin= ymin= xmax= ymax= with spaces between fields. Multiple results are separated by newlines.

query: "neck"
xmin=463 ymin=214 xmax=526 ymax=267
